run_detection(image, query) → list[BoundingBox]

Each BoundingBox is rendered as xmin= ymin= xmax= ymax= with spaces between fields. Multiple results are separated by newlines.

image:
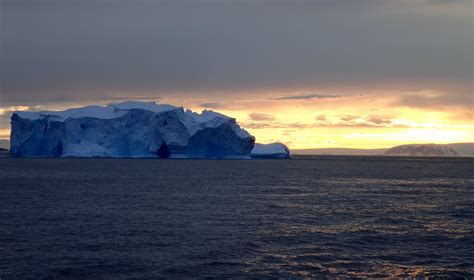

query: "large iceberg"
xmin=251 ymin=143 xmax=291 ymax=159
xmin=10 ymin=101 xmax=255 ymax=158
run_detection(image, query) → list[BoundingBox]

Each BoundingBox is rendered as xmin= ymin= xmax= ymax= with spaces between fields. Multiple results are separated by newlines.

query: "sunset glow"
xmin=1 ymin=0 xmax=472 ymax=150
xmin=2 ymin=88 xmax=472 ymax=149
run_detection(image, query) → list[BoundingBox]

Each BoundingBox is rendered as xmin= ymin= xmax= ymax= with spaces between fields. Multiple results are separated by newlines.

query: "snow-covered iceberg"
xmin=251 ymin=143 xmax=291 ymax=159
xmin=10 ymin=101 xmax=255 ymax=158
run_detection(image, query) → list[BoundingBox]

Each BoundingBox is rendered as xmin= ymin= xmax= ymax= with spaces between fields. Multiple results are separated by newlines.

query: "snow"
xmin=10 ymin=101 xmax=256 ymax=158
xmin=251 ymin=143 xmax=291 ymax=159
xmin=112 ymin=101 xmax=178 ymax=113
xmin=10 ymin=101 xmax=295 ymax=159
xmin=14 ymin=101 xmax=179 ymax=121
xmin=13 ymin=101 xmax=238 ymax=132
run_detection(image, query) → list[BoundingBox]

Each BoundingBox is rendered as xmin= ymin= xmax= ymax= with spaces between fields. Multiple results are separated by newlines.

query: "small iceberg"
xmin=251 ymin=143 xmax=291 ymax=159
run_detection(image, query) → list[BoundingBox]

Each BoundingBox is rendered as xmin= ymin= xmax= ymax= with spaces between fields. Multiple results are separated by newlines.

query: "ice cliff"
xmin=10 ymin=101 xmax=256 ymax=158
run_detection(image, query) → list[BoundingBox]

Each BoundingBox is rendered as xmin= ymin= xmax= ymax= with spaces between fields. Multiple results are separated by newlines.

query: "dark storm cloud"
xmin=273 ymin=94 xmax=341 ymax=100
xmin=1 ymin=0 xmax=472 ymax=105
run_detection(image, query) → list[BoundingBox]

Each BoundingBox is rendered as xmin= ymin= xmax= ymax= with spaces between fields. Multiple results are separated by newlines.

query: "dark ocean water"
xmin=0 ymin=156 xmax=473 ymax=279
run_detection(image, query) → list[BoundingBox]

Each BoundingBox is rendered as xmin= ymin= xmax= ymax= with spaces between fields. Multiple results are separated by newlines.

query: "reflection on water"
xmin=0 ymin=156 xmax=473 ymax=278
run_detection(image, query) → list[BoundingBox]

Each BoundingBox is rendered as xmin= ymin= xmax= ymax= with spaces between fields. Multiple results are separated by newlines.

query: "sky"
xmin=1 ymin=0 xmax=473 ymax=149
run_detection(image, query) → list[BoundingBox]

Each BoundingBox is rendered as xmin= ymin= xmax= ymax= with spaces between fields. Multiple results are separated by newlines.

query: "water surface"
xmin=1 ymin=156 xmax=473 ymax=278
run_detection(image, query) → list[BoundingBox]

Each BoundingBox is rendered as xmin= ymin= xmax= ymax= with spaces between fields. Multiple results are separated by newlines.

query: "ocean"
xmin=0 ymin=156 xmax=473 ymax=279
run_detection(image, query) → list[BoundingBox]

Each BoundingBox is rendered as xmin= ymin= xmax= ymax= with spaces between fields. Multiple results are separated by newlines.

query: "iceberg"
xmin=10 ymin=101 xmax=255 ymax=158
xmin=251 ymin=143 xmax=291 ymax=159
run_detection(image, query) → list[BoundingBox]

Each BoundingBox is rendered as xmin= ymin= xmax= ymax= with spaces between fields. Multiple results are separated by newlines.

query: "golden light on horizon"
xmin=0 ymin=128 xmax=10 ymax=140
xmin=205 ymin=92 xmax=474 ymax=149
xmin=0 ymin=89 xmax=472 ymax=150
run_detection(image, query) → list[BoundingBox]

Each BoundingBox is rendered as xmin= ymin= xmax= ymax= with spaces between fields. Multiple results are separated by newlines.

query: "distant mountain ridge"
xmin=385 ymin=144 xmax=457 ymax=157
xmin=385 ymin=143 xmax=474 ymax=157
xmin=293 ymin=143 xmax=474 ymax=157
xmin=446 ymin=143 xmax=474 ymax=157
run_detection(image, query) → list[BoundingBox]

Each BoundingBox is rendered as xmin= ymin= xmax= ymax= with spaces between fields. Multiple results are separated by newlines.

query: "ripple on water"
xmin=0 ymin=157 xmax=473 ymax=278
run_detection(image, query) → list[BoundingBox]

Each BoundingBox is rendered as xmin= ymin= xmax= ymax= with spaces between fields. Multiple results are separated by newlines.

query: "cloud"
xmin=424 ymin=0 xmax=471 ymax=5
xmin=0 ymin=105 xmax=30 ymax=116
xmin=0 ymin=0 xmax=472 ymax=137
xmin=339 ymin=115 xmax=359 ymax=122
xmin=394 ymin=91 xmax=474 ymax=110
xmin=248 ymin=112 xmax=276 ymax=122
xmin=2 ymin=0 xmax=472 ymax=105
xmin=331 ymin=114 xmax=402 ymax=128
xmin=315 ymin=115 xmax=327 ymax=122
xmin=0 ymin=106 xmax=31 ymax=122
xmin=242 ymin=121 xmax=313 ymax=129
xmin=243 ymin=113 xmax=405 ymax=130
xmin=0 ymin=139 xmax=9 ymax=148
xmin=365 ymin=115 xmax=393 ymax=125
xmin=200 ymin=102 xmax=227 ymax=109
xmin=273 ymin=94 xmax=341 ymax=100
xmin=0 ymin=129 xmax=10 ymax=140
